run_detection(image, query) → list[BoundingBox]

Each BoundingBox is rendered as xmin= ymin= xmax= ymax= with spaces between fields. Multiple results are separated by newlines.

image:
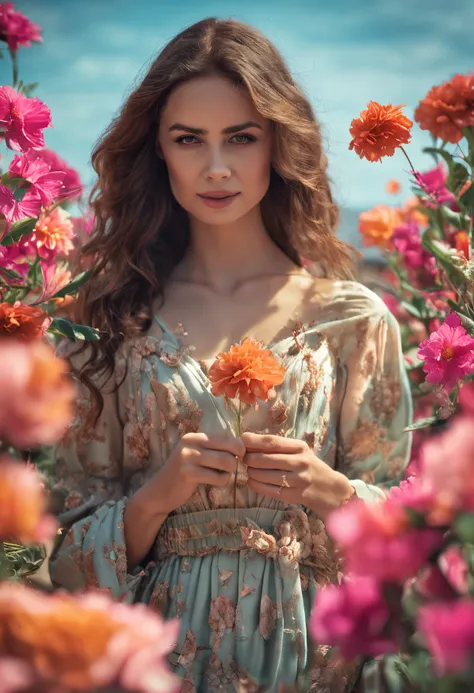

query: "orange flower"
xmin=349 ymin=101 xmax=413 ymax=162
xmin=401 ymin=196 xmax=429 ymax=227
xmin=414 ymin=73 xmax=474 ymax=144
xmin=455 ymin=231 xmax=471 ymax=260
xmin=0 ymin=588 xmax=122 ymax=689
xmin=386 ymin=179 xmax=401 ymax=195
xmin=0 ymin=585 xmax=180 ymax=691
xmin=0 ymin=301 xmax=50 ymax=340
xmin=358 ymin=205 xmax=404 ymax=249
xmin=34 ymin=206 xmax=75 ymax=257
xmin=0 ymin=340 xmax=75 ymax=447
xmin=0 ymin=458 xmax=56 ymax=544
xmin=208 ymin=338 xmax=286 ymax=406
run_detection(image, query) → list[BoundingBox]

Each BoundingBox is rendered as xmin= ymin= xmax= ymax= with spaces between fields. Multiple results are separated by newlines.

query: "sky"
xmin=1 ymin=0 xmax=473 ymax=218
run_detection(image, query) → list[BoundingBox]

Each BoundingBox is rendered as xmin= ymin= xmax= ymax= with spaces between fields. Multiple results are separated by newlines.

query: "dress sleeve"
xmin=335 ymin=305 xmax=413 ymax=503
xmin=49 ymin=344 xmax=146 ymax=601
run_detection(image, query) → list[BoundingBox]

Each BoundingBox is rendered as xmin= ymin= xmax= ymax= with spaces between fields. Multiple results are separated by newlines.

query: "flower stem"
xmin=399 ymin=146 xmax=416 ymax=174
xmin=234 ymin=400 xmax=242 ymax=510
xmin=8 ymin=48 xmax=18 ymax=89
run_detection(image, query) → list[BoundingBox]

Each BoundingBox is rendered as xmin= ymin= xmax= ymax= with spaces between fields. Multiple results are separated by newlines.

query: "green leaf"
xmin=459 ymin=179 xmax=474 ymax=217
xmin=0 ymin=266 xmax=23 ymax=281
xmin=48 ymin=317 xmax=100 ymax=342
xmin=1 ymin=217 xmax=37 ymax=246
xmin=439 ymin=206 xmax=471 ymax=231
xmin=21 ymin=81 xmax=38 ymax=97
xmin=423 ymin=147 xmax=456 ymax=169
xmin=447 ymin=162 xmax=470 ymax=196
xmin=49 ymin=269 xmax=94 ymax=299
xmin=454 ymin=514 xmax=474 ymax=544
xmin=463 ymin=127 xmax=474 ymax=168
xmin=404 ymin=416 xmax=445 ymax=432
xmin=400 ymin=301 xmax=423 ymax=320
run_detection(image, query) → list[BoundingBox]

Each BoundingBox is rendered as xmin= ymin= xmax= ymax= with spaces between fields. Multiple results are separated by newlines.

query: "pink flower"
xmin=420 ymin=416 xmax=474 ymax=515
xmin=0 ymin=85 xmax=51 ymax=152
xmin=392 ymin=220 xmax=437 ymax=275
xmin=9 ymin=152 xmax=66 ymax=206
xmin=0 ymin=183 xmax=41 ymax=224
xmin=0 ymin=2 xmax=42 ymax=51
xmin=38 ymin=260 xmax=71 ymax=303
xmin=0 ymin=243 xmax=30 ymax=281
xmin=33 ymin=206 xmax=75 ymax=259
xmin=439 ymin=547 xmax=468 ymax=595
xmin=417 ymin=600 xmax=474 ymax=675
xmin=414 ymin=163 xmax=458 ymax=209
xmin=39 ymin=148 xmax=83 ymax=200
xmin=310 ymin=577 xmax=398 ymax=660
xmin=417 ymin=313 xmax=474 ymax=392
xmin=327 ymin=497 xmax=443 ymax=583
xmin=414 ymin=563 xmax=458 ymax=602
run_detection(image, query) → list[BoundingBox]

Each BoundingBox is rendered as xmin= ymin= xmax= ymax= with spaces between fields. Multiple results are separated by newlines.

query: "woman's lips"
xmin=197 ymin=192 xmax=241 ymax=208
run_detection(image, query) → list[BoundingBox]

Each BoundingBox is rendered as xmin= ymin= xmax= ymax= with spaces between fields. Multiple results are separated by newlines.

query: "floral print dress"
xmin=49 ymin=279 xmax=413 ymax=693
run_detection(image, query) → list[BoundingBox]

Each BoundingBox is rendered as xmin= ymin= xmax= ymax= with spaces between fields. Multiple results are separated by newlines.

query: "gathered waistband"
xmin=153 ymin=506 xmax=324 ymax=568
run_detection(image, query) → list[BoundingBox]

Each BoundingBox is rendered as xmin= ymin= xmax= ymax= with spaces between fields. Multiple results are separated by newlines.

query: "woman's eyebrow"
xmin=168 ymin=121 xmax=263 ymax=135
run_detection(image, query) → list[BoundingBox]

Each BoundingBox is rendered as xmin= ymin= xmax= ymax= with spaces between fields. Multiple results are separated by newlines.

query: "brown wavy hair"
xmin=73 ymin=17 xmax=357 ymax=418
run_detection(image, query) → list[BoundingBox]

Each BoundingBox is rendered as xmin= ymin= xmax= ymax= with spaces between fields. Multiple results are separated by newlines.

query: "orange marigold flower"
xmin=414 ymin=73 xmax=474 ymax=144
xmin=0 ymin=300 xmax=50 ymax=340
xmin=349 ymin=101 xmax=413 ymax=162
xmin=386 ymin=179 xmax=401 ymax=195
xmin=0 ymin=458 xmax=56 ymax=544
xmin=359 ymin=205 xmax=404 ymax=249
xmin=0 ymin=340 xmax=75 ymax=448
xmin=208 ymin=338 xmax=286 ymax=406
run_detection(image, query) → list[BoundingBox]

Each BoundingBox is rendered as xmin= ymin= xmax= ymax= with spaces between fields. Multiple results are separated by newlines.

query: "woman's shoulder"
xmin=308 ymin=277 xmax=389 ymax=324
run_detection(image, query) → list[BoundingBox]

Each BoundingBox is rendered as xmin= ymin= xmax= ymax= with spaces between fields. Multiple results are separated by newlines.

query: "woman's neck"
xmin=172 ymin=209 xmax=301 ymax=295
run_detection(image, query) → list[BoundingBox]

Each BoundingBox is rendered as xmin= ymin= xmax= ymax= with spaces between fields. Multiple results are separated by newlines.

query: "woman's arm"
xmin=335 ymin=305 xmax=413 ymax=500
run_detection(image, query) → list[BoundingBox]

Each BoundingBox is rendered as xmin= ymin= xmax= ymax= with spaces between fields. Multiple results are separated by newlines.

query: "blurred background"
xmin=1 ymin=0 xmax=472 ymax=260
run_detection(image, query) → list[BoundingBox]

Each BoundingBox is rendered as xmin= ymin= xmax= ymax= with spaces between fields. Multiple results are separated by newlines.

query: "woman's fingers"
xmin=195 ymin=466 xmax=232 ymax=487
xmin=244 ymin=452 xmax=296 ymax=471
xmin=247 ymin=467 xmax=296 ymax=487
xmin=183 ymin=432 xmax=245 ymax=458
xmin=241 ymin=432 xmax=306 ymax=454
xmin=198 ymin=448 xmax=239 ymax=475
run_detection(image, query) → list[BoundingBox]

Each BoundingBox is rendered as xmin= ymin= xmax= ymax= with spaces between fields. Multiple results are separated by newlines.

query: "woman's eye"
xmin=176 ymin=135 xmax=199 ymax=145
xmin=230 ymin=134 xmax=255 ymax=144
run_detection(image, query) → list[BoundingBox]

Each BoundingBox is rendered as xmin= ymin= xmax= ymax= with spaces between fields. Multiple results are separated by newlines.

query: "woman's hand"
xmin=242 ymin=432 xmax=354 ymax=520
xmin=148 ymin=432 xmax=245 ymax=515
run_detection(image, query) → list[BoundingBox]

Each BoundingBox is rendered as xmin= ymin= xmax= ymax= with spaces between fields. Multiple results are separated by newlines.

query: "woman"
xmin=50 ymin=17 xmax=413 ymax=693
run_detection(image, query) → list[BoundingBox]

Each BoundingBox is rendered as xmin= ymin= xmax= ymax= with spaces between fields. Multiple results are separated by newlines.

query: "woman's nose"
xmin=205 ymin=147 xmax=231 ymax=180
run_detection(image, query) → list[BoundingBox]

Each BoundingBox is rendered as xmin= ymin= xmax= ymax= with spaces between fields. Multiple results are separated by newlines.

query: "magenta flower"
xmin=0 ymin=2 xmax=42 ymax=51
xmin=310 ymin=577 xmax=398 ymax=660
xmin=9 ymin=152 xmax=66 ymax=206
xmin=417 ymin=312 xmax=474 ymax=391
xmin=0 ymin=244 xmax=30 ymax=281
xmin=327 ymin=498 xmax=443 ymax=583
xmin=414 ymin=163 xmax=458 ymax=209
xmin=39 ymin=148 xmax=83 ymax=200
xmin=392 ymin=220 xmax=437 ymax=275
xmin=418 ymin=600 xmax=474 ymax=675
xmin=0 ymin=85 xmax=51 ymax=152
xmin=0 ymin=183 xmax=41 ymax=224
xmin=439 ymin=547 xmax=468 ymax=595
xmin=420 ymin=415 xmax=474 ymax=515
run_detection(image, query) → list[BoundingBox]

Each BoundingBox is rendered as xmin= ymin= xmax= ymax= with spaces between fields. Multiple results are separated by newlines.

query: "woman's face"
xmin=158 ymin=75 xmax=272 ymax=225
